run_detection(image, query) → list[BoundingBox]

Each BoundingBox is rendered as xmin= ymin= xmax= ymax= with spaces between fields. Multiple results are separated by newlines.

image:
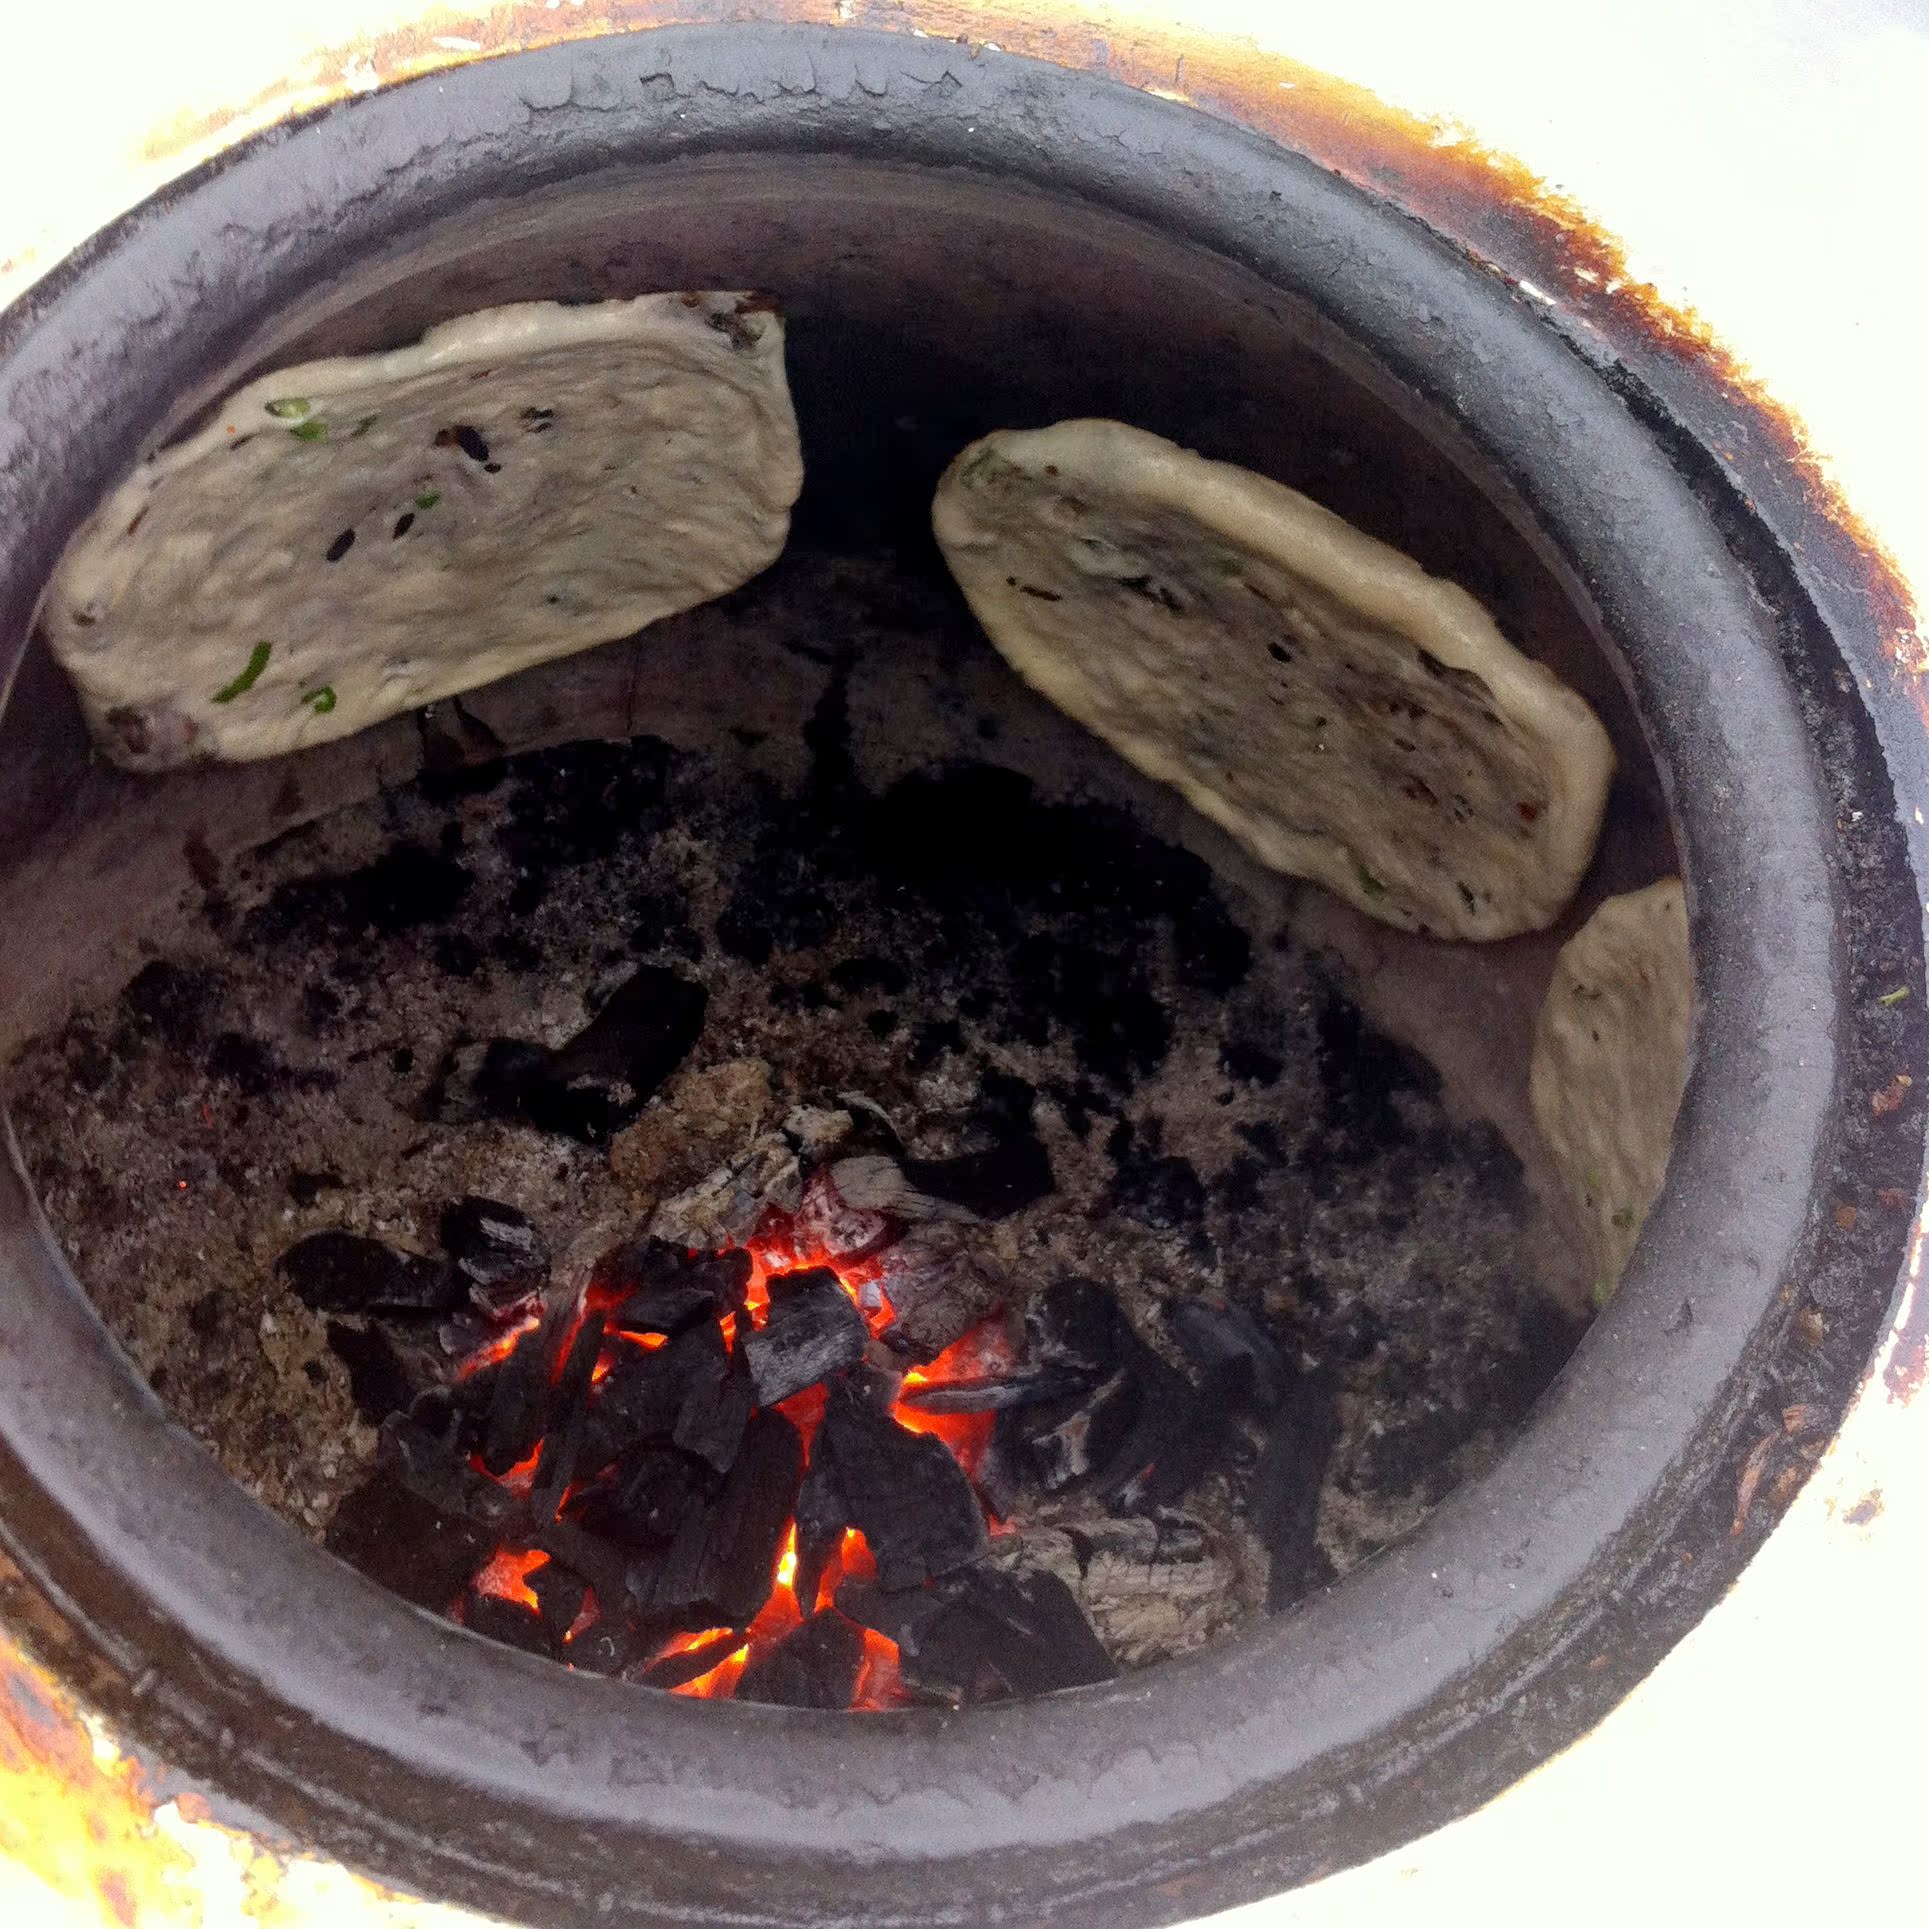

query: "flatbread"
xmin=1529 ymin=878 xmax=1692 ymax=1304
xmin=42 ymin=294 xmax=802 ymax=770
xmin=931 ymin=419 xmax=1614 ymax=939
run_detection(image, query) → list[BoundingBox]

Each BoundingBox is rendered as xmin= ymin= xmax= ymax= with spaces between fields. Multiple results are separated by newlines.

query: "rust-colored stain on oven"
xmin=3 ymin=1 xmax=1921 ymax=1921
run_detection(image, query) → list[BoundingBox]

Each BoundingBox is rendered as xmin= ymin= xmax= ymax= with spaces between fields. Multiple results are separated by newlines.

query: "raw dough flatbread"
xmin=931 ymin=419 xmax=1614 ymax=939
xmin=42 ymin=294 xmax=803 ymax=770
xmin=1529 ymin=878 xmax=1692 ymax=1303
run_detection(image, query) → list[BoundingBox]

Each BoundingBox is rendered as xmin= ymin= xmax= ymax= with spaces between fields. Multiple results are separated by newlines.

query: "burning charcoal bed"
xmin=9 ymin=545 xmax=1595 ymax=1708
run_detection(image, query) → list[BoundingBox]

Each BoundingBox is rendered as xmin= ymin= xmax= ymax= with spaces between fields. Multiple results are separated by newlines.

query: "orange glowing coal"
xmin=452 ymin=1222 xmax=1009 ymax=1708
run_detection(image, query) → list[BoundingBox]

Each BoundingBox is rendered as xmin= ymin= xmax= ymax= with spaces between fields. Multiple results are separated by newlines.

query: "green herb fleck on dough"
xmin=1355 ymin=865 xmax=1388 ymax=900
xmin=350 ymin=415 xmax=379 ymax=438
xmin=414 ymin=491 xmax=441 ymax=510
xmin=1590 ymin=1277 xmax=1616 ymax=1313
xmin=1610 ymin=1206 xmax=1637 ymax=1230
xmin=300 ymin=686 xmax=337 ymax=715
xmin=1879 ymin=985 xmax=1912 ymax=1007
xmin=1212 ymin=556 xmax=1243 ymax=577
xmin=264 ymin=397 xmax=310 ymax=419
xmin=289 ymin=419 xmax=328 ymax=441
xmin=213 ymin=642 xmax=272 ymax=704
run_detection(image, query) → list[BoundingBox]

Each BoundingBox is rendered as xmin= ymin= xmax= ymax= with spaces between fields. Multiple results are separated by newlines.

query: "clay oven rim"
xmin=0 ymin=24 xmax=1916 ymax=1929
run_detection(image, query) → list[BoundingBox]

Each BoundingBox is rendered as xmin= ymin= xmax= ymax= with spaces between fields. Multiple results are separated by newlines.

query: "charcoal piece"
xmin=578 ymin=1323 xmax=707 ymax=1471
xmin=673 ymin=1347 xmax=755 ymax=1475
xmin=408 ymin=1369 xmax=494 ymax=1457
xmin=575 ymin=1444 xmax=717 ymax=1550
xmin=790 ymin=1163 xmax=895 ymax=1264
xmin=639 ymin=1632 xmax=743 ymax=1690
xmin=324 ymin=1476 xmax=494 ymax=1613
xmin=816 ymin=1383 xmax=987 ymax=1592
xmin=529 ymin=1311 xmax=608 ymax=1519
xmin=532 ymin=1519 xmax=634 ymax=1615
xmin=741 ymin=1274 xmax=868 ymax=1407
xmin=608 ymin=1241 xmax=755 ymax=1335
xmin=566 ymin=1620 xmax=642 ymax=1677
xmin=1254 ymin=1377 xmax=1343 ymax=1611
xmin=833 ymin=1578 xmax=950 ymax=1649
xmin=440 ymin=1195 xmax=550 ymax=1289
xmin=1010 ymin=1367 xmax=1141 ymax=1494
xmin=1024 ymin=1277 xmax=1132 ymax=1374
xmin=791 ymin=1441 xmax=849 ymax=1619
xmin=634 ymin=1407 xmax=802 ymax=1630
xmin=736 ymin=1610 xmax=865 ymax=1710
xmin=277 ymin=1231 xmax=464 ymax=1315
xmin=427 ymin=968 xmax=707 ymax=1143
xmin=898 ymin=1137 xmax=1055 ymax=1220
xmin=1166 ymin=1296 xmax=1290 ymax=1414
xmin=761 ymin=1263 xmax=841 ymax=1305
xmin=1079 ymin=1342 xmax=1224 ymax=1513
xmin=376 ymin=1414 xmax=520 ymax=1527
xmin=325 ymin=1320 xmax=427 ymax=1424
xmin=872 ymin=1223 xmax=1006 ymax=1363
xmin=944 ymin=1565 xmax=1116 ymax=1698
xmin=465 ymin=1591 xmax=559 ymax=1660
xmin=529 ymin=1559 xmax=588 ymax=1643
xmin=480 ymin=1293 xmax=574 ymax=1476
xmin=898 ymin=1367 xmax=1087 ymax=1415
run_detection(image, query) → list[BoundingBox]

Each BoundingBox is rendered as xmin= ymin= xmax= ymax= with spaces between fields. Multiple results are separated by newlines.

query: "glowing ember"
xmin=447 ymin=1209 xmax=1030 ymax=1706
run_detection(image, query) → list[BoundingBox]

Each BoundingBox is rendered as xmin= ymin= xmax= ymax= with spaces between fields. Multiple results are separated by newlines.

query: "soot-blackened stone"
xmin=815 ymin=1383 xmax=986 ymax=1592
xmin=735 ymin=1610 xmax=866 ymax=1710
xmin=741 ymin=1274 xmax=868 ymax=1407
xmin=278 ymin=1231 xmax=465 ymax=1315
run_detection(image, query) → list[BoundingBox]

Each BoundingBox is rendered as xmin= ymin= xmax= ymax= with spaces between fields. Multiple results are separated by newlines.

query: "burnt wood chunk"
xmin=578 ymin=1323 xmax=707 ymax=1471
xmin=898 ymin=1367 xmax=1087 ymax=1415
xmin=791 ymin=1440 xmax=849 ymax=1619
xmin=529 ymin=1559 xmax=588 ymax=1643
xmin=673 ymin=1346 xmax=755 ymax=1475
xmin=1007 ymin=1367 xmax=1141 ymax=1493
xmin=440 ymin=1195 xmax=550 ymax=1290
xmin=325 ymin=1320 xmax=429 ymax=1424
xmin=817 ymin=1384 xmax=987 ymax=1591
xmin=639 ymin=1631 xmax=743 ymax=1690
xmin=465 ymin=1591 xmax=558 ymax=1660
xmin=278 ymin=1231 xmax=464 ymax=1315
xmin=790 ymin=1165 xmax=896 ymax=1265
xmin=635 ymin=1407 xmax=803 ymax=1630
xmin=1254 ymin=1374 xmax=1343 ymax=1611
xmin=529 ymin=1311 xmax=608 ymax=1519
xmin=568 ymin=1621 xmax=643 ymax=1677
xmin=899 ymin=1136 xmax=1054 ymax=1220
xmin=1024 ymin=1276 xmax=1132 ymax=1374
xmin=741 ymin=1273 xmax=868 ymax=1407
xmin=575 ymin=1444 xmax=718 ymax=1551
xmin=480 ymin=1293 xmax=574 ymax=1475
xmin=532 ymin=1519 xmax=634 ymax=1615
xmin=428 ymin=967 xmax=707 ymax=1143
xmin=376 ymin=1414 xmax=520 ymax=1527
xmin=1166 ymin=1295 xmax=1290 ymax=1413
xmin=872 ymin=1224 xmax=1006 ymax=1362
xmin=324 ymin=1476 xmax=494 ymax=1612
xmin=736 ymin=1610 xmax=865 ymax=1710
